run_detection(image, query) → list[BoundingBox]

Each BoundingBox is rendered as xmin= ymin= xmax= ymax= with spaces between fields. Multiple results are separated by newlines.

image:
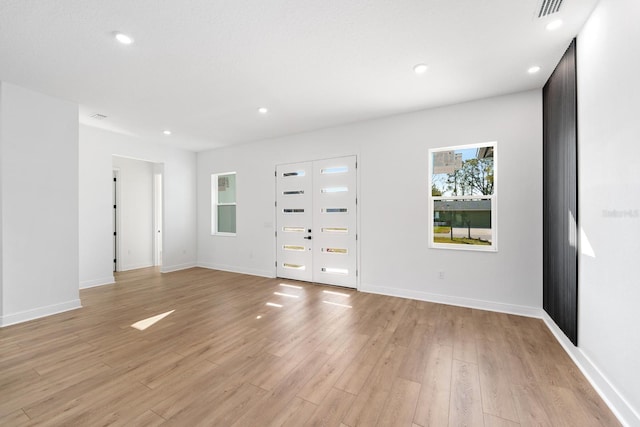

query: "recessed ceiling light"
xmin=114 ymin=32 xmax=134 ymax=45
xmin=546 ymin=19 xmax=563 ymax=31
xmin=528 ymin=66 xmax=541 ymax=74
xmin=413 ymin=63 xmax=429 ymax=75
xmin=258 ymin=107 xmax=268 ymax=114
xmin=163 ymin=130 xmax=171 ymax=135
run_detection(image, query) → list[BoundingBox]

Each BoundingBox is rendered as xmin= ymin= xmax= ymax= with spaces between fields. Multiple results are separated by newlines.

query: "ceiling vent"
xmin=89 ymin=113 xmax=107 ymax=120
xmin=538 ymin=0 xmax=563 ymax=17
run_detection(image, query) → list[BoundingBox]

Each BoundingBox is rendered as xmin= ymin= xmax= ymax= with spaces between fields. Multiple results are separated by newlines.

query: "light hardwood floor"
xmin=0 ymin=267 xmax=620 ymax=426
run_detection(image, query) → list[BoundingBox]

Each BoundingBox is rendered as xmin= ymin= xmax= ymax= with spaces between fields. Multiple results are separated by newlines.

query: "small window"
xmin=283 ymin=208 xmax=305 ymax=214
xmin=212 ymin=172 xmax=236 ymax=235
xmin=283 ymin=190 xmax=304 ymax=195
xmin=283 ymin=226 xmax=305 ymax=232
xmin=283 ymin=171 xmax=305 ymax=177
xmin=429 ymin=142 xmax=497 ymax=251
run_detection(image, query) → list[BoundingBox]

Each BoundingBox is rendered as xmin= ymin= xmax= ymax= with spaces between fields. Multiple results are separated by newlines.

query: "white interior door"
xmin=276 ymin=156 xmax=357 ymax=288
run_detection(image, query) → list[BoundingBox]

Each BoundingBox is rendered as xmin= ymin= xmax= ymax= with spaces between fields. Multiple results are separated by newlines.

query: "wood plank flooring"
xmin=0 ymin=267 xmax=620 ymax=426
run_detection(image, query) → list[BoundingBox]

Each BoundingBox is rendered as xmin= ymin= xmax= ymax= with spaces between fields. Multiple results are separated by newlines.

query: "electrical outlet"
xmin=439 ymin=271 xmax=445 ymax=280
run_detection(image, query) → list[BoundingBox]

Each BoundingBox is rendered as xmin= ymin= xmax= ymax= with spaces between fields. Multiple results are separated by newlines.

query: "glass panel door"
xmin=276 ymin=156 xmax=357 ymax=288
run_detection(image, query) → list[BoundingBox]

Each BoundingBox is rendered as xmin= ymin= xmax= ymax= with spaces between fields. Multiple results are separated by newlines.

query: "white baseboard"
xmin=360 ymin=283 xmax=540 ymax=317
xmin=80 ymin=276 xmax=115 ymax=289
xmin=197 ymin=261 xmax=274 ymax=279
xmin=541 ymin=313 xmax=639 ymax=427
xmin=0 ymin=299 xmax=82 ymax=327
xmin=161 ymin=262 xmax=197 ymax=273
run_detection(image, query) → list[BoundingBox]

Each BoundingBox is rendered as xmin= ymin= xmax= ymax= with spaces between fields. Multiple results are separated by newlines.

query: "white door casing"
xmin=276 ymin=156 xmax=357 ymax=288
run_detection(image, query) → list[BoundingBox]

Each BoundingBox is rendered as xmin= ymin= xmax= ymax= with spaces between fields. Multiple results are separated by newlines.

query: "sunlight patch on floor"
xmin=322 ymin=300 xmax=352 ymax=309
xmin=323 ymin=290 xmax=350 ymax=298
xmin=131 ymin=310 xmax=175 ymax=331
xmin=266 ymin=302 xmax=283 ymax=308
xmin=274 ymin=292 xmax=299 ymax=298
xmin=279 ymin=283 xmax=303 ymax=289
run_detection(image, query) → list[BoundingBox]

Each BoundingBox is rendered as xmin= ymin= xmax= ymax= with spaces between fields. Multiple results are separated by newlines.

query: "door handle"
xmin=304 ymin=236 xmax=312 ymax=240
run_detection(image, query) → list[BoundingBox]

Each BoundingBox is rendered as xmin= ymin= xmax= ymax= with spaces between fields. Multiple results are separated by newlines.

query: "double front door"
xmin=276 ymin=156 xmax=357 ymax=288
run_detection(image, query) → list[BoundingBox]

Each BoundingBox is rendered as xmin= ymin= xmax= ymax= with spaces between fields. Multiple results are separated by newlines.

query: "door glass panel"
xmin=321 ymin=166 xmax=348 ymax=174
xmin=283 ymin=208 xmax=305 ymax=214
xmin=283 ymin=171 xmax=305 ymax=177
xmin=321 ymin=187 xmax=348 ymax=193
xmin=321 ymin=267 xmax=348 ymax=275
xmin=284 ymin=245 xmax=305 ymax=251
xmin=283 ymin=190 xmax=304 ymax=195
xmin=284 ymin=263 xmax=305 ymax=270
xmin=283 ymin=226 xmax=305 ymax=232
xmin=322 ymin=227 xmax=348 ymax=233
xmin=325 ymin=248 xmax=347 ymax=254
xmin=322 ymin=208 xmax=348 ymax=213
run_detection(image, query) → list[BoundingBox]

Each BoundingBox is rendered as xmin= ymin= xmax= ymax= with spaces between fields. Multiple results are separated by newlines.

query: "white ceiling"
xmin=0 ymin=0 xmax=598 ymax=151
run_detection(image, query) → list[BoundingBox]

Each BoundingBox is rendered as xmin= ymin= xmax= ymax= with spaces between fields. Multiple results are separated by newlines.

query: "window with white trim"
xmin=212 ymin=172 xmax=236 ymax=235
xmin=429 ymin=142 xmax=497 ymax=251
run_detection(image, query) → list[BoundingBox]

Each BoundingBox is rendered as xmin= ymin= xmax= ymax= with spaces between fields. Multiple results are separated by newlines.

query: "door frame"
xmin=112 ymin=157 xmax=164 ymax=272
xmin=153 ymin=171 xmax=163 ymax=267
xmin=113 ymin=168 xmax=121 ymax=272
xmin=274 ymin=155 xmax=360 ymax=290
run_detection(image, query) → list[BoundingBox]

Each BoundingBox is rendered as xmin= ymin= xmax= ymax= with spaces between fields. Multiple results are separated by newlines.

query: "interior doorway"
xmin=276 ymin=156 xmax=358 ymax=288
xmin=112 ymin=156 xmax=164 ymax=272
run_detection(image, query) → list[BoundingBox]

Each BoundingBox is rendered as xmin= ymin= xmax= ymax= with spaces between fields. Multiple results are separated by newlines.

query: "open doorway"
xmin=112 ymin=156 xmax=164 ymax=272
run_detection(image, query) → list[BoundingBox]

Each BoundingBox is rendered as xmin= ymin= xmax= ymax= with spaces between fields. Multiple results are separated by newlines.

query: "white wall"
xmin=0 ymin=83 xmax=4 ymax=318
xmin=113 ymin=156 xmax=154 ymax=271
xmin=576 ymin=0 xmax=640 ymax=423
xmin=198 ymin=90 xmax=542 ymax=313
xmin=79 ymin=125 xmax=197 ymax=288
xmin=0 ymin=82 xmax=80 ymax=326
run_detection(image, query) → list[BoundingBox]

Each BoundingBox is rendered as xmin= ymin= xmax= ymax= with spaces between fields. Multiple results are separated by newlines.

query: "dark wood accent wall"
xmin=543 ymin=39 xmax=578 ymax=345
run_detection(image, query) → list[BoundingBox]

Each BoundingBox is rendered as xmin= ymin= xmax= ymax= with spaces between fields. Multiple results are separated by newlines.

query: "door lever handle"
xmin=304 ymin=236 xmax=312 ymax=240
